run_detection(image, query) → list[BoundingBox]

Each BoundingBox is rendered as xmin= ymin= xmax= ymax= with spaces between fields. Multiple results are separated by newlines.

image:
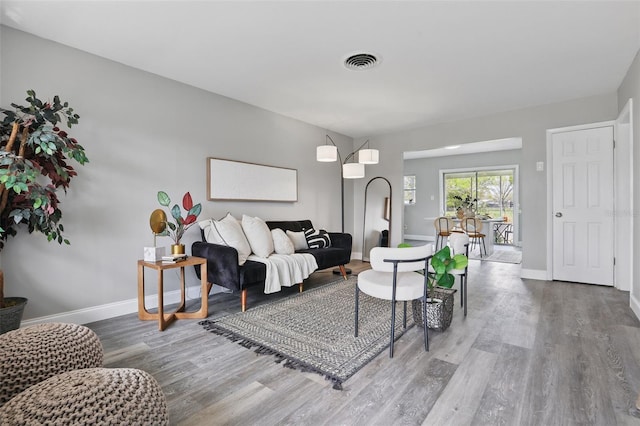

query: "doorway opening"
xmin=440 ymin=165 xmax=519 ymax=247
xmin=442 ymin=169 xmax=515 ymax=244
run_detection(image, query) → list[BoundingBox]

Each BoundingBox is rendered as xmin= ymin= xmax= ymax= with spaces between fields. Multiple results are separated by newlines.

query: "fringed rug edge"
xmin=199 ymin=319 xmax=345 ymax=390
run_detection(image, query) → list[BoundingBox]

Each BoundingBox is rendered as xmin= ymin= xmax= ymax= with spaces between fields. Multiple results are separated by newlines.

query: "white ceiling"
xmin=2 ymin=1 xmax=639 ymax=139
xmin=404 ymin=137 xmax=522 ymax=159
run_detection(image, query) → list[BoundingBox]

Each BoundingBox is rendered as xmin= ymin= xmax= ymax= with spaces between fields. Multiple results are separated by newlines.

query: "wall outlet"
xmin=536 ymin=161 xmax=544 ymax=172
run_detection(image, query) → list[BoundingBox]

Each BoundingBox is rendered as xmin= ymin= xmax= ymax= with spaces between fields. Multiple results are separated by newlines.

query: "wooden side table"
xmin=137 ymin=256 xmax=208 ymax=331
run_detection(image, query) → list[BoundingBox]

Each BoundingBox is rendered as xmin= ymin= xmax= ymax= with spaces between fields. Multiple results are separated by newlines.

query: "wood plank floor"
xmin=86 ymin=259 xmax=640 ymax=425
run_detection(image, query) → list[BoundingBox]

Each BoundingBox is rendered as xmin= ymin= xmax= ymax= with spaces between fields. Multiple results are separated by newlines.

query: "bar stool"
xmin=503 ymin=223 xmax=513 ymax=244
xmin=449 ymin=232 xmax=470 ymax=315
xmin=461 ymin=217 xmax=487 ymax=257
xmin=434 ymin=217 xmax=454 ymax=251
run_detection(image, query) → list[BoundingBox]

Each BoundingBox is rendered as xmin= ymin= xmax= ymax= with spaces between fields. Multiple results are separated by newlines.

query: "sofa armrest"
xmin=191 ymin=241 xmax=241 ymax=292
xmin=328 ymin=232 xmax=352 ymax=251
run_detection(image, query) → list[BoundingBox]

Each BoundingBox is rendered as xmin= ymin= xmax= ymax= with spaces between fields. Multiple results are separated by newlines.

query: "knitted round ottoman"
xmin=0 ymin=368 xmax=169 ymax=425
xmin=0 ymin=322 xmax=103 ymax=406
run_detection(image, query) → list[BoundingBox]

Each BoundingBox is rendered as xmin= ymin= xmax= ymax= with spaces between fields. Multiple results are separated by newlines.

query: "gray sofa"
xmin=192 ymin=219 xmax=352 ymax=311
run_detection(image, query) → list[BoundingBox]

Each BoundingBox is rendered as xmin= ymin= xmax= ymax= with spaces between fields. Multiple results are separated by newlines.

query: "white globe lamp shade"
xmin=358 ymin=148 xmax=379 ymax=164
xmin=317 ymin=145 xmax=337 ymax=162
xmin=343 ymin=163 xmax=365 ymax=179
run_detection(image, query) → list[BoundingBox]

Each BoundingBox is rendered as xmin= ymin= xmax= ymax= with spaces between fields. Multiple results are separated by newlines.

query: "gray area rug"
xmin=200 ymin=276 xmax=414 ymax=389
xmin=469 ymin=248 xmax=522 ymax=264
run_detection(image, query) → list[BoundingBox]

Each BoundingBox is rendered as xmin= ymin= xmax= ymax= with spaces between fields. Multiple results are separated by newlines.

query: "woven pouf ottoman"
xmin=0 ymin=322 xmax=103 ymax=406
xmin=0 ymin=367 xmax=169 ymax=425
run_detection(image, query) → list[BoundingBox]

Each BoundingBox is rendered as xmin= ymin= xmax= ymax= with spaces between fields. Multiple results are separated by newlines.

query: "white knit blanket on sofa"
xmin=247 ymin=253 xmax=318 ymax=294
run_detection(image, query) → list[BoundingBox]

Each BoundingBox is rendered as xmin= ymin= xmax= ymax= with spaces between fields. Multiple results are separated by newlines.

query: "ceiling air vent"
xmin=344 ymin=53 xmax=379 ymax=70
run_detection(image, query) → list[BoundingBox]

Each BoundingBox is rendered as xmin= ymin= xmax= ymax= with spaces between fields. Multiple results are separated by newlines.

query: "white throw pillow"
xmin=241 ymin=215 xmax=274 ymax=258
xmin=199 ymin=214 xmax=252 ymax=265
xmin=286 ymin=230 xmax=308 ymax=251
xmin=271 ymin=228 xmax=295 ymax=255
xmin=198 ymin=219 xmax=218 ymax=243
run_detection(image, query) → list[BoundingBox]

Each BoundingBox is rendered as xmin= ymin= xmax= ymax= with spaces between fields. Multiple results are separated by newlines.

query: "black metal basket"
xmin=412 ymin=287 xmax=456 ymax=331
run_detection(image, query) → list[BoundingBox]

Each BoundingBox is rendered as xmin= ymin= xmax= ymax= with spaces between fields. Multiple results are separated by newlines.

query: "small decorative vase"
xmin=171 ymin=244 xmax=185 ymax=255
xmin=465 ymin=208 xmax=475 ymax=218
xmin=456 ymin=208 xmax=464 ymax=219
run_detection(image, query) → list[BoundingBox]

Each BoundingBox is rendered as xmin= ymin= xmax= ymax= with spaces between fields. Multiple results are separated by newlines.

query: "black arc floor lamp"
xmin=317 ymin=135 xmax=379 ymax=273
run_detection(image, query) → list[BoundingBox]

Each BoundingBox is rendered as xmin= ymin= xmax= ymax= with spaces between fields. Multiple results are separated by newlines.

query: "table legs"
xmin=137 ymin=262 xmax=208 ymax=331
xmin=175 ymin=262 xmax=208 ymax=320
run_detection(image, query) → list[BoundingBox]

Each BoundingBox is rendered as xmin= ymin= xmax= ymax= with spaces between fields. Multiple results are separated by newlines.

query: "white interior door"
xmin=551 ymin=125 xmax=613 ymax=286
xmin=614 ymin=100 xmax=633 ymax=292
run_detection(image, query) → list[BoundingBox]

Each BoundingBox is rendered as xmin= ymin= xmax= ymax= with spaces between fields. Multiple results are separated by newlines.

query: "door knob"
xmin=555 ymin=212 xmax=563 ymax=218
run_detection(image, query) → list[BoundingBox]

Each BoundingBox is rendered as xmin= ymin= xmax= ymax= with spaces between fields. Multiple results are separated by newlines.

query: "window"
xmin=443 ymin=169 xmax=514 ymax=220
xmin=404 ymin=175 xmax=416 ymax=205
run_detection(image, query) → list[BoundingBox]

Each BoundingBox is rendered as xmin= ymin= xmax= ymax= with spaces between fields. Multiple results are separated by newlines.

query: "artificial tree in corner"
xmin=0 ymin=90 xmax=88 ymax=332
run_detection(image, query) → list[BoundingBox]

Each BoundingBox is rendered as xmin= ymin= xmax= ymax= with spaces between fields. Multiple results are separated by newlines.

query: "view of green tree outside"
xmin=404 ymin=175 xmax=416 ymax=205
xmin=443 ymin=169 xmax=514 ymax=220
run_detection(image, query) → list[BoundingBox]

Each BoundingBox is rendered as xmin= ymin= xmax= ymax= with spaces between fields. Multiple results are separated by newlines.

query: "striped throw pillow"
xmin=304 ymin=228 xmax=332 ymax=249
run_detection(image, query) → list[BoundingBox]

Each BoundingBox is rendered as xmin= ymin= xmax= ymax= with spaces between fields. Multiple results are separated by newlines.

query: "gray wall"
xmin=403 ymin=149 xmax=522 ymax=238
xmin=1 ymin=25 xmax=635 ymax=320
xmin=351 ymin=93 xmax=619 ymax=272
xmin=617 ymin=48 xmax=640 ymax=311
xmin=0 ymin=27 xmax=354 ymax=320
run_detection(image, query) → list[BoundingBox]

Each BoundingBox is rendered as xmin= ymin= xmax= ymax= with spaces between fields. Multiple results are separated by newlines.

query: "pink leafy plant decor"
xmin=156 ymin=191 xmax=201 ymax=245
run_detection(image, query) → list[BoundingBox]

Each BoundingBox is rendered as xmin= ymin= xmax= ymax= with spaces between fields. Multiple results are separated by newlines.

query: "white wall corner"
xmin=404 ymin=234 xmax=433 ymax=241
xmin=631 ymin=293 xmax=640 ymax=322
xmin=520 ymin=269 xmax=548 ymax=281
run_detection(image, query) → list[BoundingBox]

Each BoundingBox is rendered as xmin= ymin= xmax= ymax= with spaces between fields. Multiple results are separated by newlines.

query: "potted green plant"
xmin=156 ymin=191 xmax=202 ymax=255
xmin=453 ymin=194 xmax=477 ymax=218
xmin=413 ymin=245 xmax=468 ymax=330
xmin=0 ymin=90 xmax=89 ymax=333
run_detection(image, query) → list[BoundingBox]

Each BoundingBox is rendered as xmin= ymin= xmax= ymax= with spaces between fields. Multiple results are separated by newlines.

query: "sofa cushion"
xmin=271 ymin=228 xmax=295 ymax=255
xmin=241 ymin=215 xmax=274 ymax=258
xmin=199 ymin=214 xmax=251 ymax=265
xmin=239 ymin=259 xmax=267 ymax=287
xmin=286 ymin=230 xmax=308 ymax=251
xmin=297 ymin=247 xmax=349 ymax=270
xmin=304 ymin=228 xmax=331 ymax=249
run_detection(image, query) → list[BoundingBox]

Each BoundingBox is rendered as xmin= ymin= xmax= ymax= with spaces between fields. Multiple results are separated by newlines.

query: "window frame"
xmin=404 ymin=175 xmax=416 ymax=205
xmin=439 ymin=165 xmax=519 ymax=243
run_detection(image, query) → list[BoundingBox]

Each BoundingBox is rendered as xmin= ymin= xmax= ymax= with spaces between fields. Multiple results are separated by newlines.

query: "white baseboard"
xmin=404 ymin=234 xmax=433 ymax=241
xmin=631 ymin=293 xmax=640 ymax=322
xmin=520 ymin=269 xmax=547 ymax=281
xmin=16 ymin=266 xmax=559 ymax=326
xmin=20 ymin=285 xmax=221 ymax=327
